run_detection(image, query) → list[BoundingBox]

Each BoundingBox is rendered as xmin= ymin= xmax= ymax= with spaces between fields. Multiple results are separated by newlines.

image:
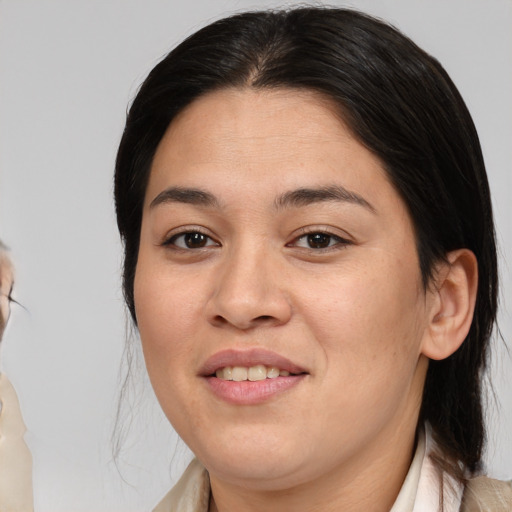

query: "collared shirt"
xmin=390 ymin=426 xmax=463 ymax=511
xmin=153 ymin=428 xmax=511 ymax=512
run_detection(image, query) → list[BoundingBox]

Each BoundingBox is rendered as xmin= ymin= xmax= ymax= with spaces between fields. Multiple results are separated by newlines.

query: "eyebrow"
xmin=274 ymin=185 xmax=376 ymax=213
xmin=150 ymin=187 xmax=220 ymax=209
xmin=149 ymin=184 xmax=375 ymax=213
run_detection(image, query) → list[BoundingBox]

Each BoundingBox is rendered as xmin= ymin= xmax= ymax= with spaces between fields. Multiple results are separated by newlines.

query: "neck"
xmin=209 ymin=422 xmax=418 ymax=512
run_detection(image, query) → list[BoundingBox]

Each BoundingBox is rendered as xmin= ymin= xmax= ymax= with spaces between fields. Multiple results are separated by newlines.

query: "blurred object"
xmin=0 ymin=243 xmax=34 ymax=512
xmin=0 ymin=374 xmax=34 ymax=511
xmin=0 ymin=242 xmax=13 ymax=338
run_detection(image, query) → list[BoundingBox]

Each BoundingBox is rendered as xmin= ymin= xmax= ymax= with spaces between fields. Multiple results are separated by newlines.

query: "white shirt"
xmin=391 ymin=426 xmax=463 ymax=511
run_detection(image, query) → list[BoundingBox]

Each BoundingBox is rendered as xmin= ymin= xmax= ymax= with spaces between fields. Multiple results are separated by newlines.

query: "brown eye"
xmin=307 ymin=233 xmax=332 ymax=248
xmin=184 ymin=232 xmax=208 ymax=248
xmin=167 ymin=231 xmax=218 ymax=249
xmin=290 ymin=231 xmax=351 ymax=251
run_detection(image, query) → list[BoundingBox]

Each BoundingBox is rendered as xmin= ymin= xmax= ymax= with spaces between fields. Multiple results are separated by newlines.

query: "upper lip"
xmin=200 ymin=348 xmax=307 ymax=376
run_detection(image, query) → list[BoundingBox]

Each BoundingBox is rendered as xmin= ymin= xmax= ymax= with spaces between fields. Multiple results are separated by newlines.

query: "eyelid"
xmin=161 ymin=225 xmax=220 ymax=248
xmin=286 ymin=226 xmax=354 ymax=251
xmin=290 ymin=225 xmax=353 ymax=241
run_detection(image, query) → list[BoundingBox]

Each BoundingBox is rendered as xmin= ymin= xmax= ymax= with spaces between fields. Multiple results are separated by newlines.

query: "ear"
xmin=421 ymin=249 xmax=478 ymax=361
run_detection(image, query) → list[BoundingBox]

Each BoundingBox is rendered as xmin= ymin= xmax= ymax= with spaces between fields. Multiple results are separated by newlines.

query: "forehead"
xmin=165 ymin=87 xmax=349 ymax=139
xmin=157 ymin=88 xmax=356 ymax=160
xmin=151 ymin=89 xmax=384 ymax=185
xmin=146 ymin=87 xmax=409 ymax=225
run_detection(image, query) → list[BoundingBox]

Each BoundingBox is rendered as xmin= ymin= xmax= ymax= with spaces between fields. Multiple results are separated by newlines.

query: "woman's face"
xmin=135 ymin=88 xmax=435 ymax=491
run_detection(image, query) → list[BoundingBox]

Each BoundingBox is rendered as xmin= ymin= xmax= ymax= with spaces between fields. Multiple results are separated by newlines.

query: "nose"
xmin=206 ymin=245 xmax=292 ymax=331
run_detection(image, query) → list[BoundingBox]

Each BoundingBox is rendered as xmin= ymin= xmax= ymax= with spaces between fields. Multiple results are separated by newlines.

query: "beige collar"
xmin=153 ymin=458 xmax=209 ymax=512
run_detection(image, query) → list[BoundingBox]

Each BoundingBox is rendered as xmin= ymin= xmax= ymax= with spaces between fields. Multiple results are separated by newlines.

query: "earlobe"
xmin=421 ymin=249 xmax=478 ymax=361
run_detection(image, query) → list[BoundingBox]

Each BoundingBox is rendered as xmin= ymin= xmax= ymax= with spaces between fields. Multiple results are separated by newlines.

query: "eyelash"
xmin=162 ymin=227 xmax=351 ymax=254
xmin=162 ymin=228 xmax=219 ymax=250
xmin=287 ymin=229 xmax=352 ymax=252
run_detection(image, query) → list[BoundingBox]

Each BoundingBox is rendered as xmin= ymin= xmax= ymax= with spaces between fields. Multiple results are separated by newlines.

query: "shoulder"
xmin=461 ymin=476 xmax=512 ymax=512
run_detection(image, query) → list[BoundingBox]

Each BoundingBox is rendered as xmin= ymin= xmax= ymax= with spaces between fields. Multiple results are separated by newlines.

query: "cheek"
xmin=300 ymin=254 xmax=426 ymax=380
xmin=134 ymin=262 xmax=209 ymax=433
xmin=297 ymin=265 xmax=427 ymax=442
xmin=134 ymin=256 xmax=202 ymax=379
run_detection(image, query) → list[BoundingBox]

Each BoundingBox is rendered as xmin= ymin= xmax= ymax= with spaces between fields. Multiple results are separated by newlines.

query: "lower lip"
xmin=204 ymin=375 xmax=306 ymax=405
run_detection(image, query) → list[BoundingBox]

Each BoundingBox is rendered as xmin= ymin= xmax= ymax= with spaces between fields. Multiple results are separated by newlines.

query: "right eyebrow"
xmin=149 ymin=187 xmax=220 ymax=209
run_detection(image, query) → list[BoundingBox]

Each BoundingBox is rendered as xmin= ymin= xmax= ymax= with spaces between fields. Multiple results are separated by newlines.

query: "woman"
xmin=114 ymin=7 xmax=512 ymax=511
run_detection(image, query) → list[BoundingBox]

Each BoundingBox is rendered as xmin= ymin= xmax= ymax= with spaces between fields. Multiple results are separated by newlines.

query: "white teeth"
xmin=248 ymin=365 xmax=266 ymax=381
xmin=215 ymin=365 xmax=294 ymax=381
xmin=232 ymin=367 xmax=248 ymax=382
xmin=267 ymin=366 xmax=280 ymax=379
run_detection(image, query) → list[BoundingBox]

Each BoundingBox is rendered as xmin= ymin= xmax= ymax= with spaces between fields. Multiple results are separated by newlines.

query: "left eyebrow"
xmin=274 ymin=185 xmax=376 ymax=213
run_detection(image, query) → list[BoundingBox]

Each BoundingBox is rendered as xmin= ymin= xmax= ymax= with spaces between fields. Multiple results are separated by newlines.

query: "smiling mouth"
xmin=214 ymin=365 xmax=301 ymax=381
xmin=204 ymin=351 xmax=308 ymax=404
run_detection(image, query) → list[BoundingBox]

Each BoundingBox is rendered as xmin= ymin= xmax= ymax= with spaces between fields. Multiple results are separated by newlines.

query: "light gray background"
xmin=1 ymin=1 xmax=511 ymax=511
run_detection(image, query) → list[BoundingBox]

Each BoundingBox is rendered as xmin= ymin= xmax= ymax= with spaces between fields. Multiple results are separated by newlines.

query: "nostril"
xmin=212 ymin=315 xmax=229 ymax=325
xmin=210 ymin=313 xmax=278 ymax=330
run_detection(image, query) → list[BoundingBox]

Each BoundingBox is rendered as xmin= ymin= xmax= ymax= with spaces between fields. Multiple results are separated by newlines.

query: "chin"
xmin=208 ymin=457 xmax=311 ymax=491
xmin=192 ymin=427 xmax=318 ymax=490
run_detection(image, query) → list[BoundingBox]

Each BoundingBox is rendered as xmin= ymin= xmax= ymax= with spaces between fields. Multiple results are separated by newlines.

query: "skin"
xmin=134 ymin=88 xmax=476 ymax=512
xmin=0 ymin=252 xmax=13 ymax=338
